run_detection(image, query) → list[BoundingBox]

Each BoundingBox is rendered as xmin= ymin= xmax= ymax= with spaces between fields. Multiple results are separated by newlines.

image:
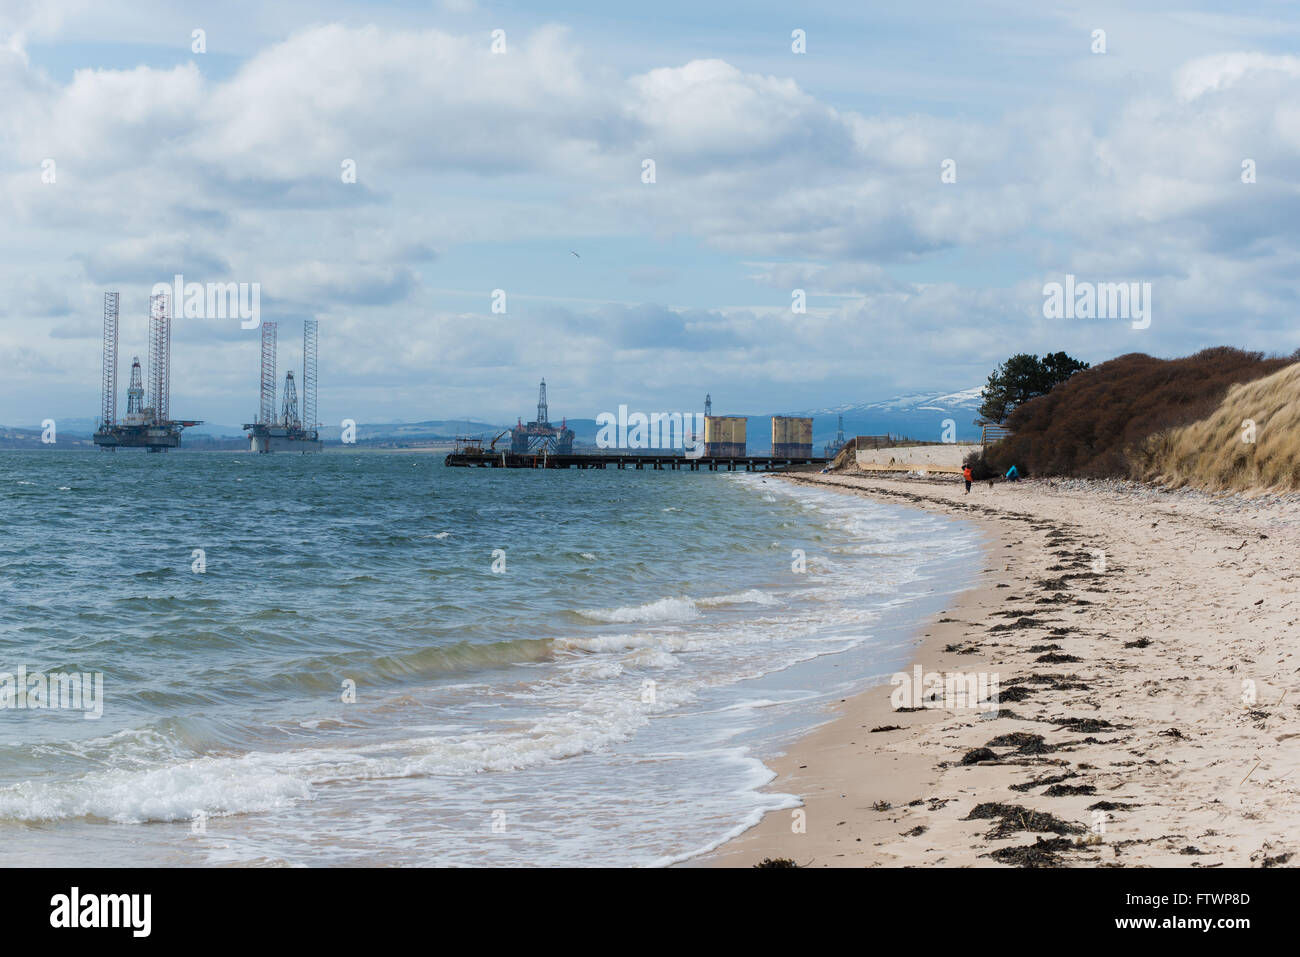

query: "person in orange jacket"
xmin=962 ymin=465 xmax=973 ymax=494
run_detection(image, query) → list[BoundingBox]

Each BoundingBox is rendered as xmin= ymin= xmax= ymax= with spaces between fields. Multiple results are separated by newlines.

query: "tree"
xmin=978 ymin=352 xmax=1089 ymax=425
xmin=1039 ymin=351 xmax=1090 ymax=390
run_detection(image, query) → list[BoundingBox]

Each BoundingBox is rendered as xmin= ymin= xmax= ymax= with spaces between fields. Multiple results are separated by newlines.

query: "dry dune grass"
xmin=1136 ymin=362 xmax=1300 ymax=491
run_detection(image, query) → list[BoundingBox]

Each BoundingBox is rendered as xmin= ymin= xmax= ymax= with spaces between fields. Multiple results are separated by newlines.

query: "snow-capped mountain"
xmin=798 ymin=387 xmax=985 ymax=445
xmin=810 ymin=387 xmax=984 ymax=416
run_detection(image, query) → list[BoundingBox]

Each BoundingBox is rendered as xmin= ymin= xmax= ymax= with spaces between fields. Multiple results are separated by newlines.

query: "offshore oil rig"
xmin=243 ymin=320 xmax=322 ymax=453
xmin=823 ymin=414 xmax=848 ymax=457
xmin=93 ymin=292 xmax=202 ymax=451
xmin=510 ymin=380 xmax=574 ymax=453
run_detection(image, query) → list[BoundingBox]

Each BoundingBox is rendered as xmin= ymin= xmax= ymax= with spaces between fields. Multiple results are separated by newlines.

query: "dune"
xmin=1136 ymin=362 xmax=1300 ymax=491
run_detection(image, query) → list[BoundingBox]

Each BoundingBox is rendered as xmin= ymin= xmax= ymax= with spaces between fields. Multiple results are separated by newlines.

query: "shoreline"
xmin=696 ymin=472 xmax=1300 ymax=868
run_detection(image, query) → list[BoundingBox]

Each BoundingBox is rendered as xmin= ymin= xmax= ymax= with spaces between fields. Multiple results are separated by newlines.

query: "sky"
xmin=2 ymin=0 xmax=1299 ymax=428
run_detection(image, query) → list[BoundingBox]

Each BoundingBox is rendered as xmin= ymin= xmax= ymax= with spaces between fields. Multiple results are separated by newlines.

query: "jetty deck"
xmin=444 ymin=451 xmax=829 ymax=470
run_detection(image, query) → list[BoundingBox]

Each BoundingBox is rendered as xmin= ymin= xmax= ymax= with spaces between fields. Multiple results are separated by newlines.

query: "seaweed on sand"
xmin=984 ymin=836 xmax=1078 ymax=867
xmin=987 ymin=732 xmax=1055 ymax=754
xmin=990 ymin=617 xmax=1047 ymax=632
xmin=1044 ymin=783 xmax=1097 ymax=797
xmin=962 ymin=802 xmax=1085 ymax=839
xmin=1009 ymin=771 xmax=1079 ymax=792
xmin=986 ymin=685 xmax=1033 ymax=703
xmin=1053 ymin=717 xmax=1125 ymax=732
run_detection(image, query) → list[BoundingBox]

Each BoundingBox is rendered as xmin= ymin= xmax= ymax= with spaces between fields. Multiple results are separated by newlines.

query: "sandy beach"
xmin=703 ymin=471 xmax=1300 ymax=867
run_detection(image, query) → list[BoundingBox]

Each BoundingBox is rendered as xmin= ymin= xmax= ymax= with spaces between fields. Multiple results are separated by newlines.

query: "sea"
xmin=0 ymin=451 xmax=980 ymax=866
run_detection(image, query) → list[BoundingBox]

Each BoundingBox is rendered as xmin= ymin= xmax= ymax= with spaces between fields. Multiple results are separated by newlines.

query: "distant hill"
xmin=12 ymin=418 xmax=248 ymax=439
xmin=392 ymin=390 xmax=987 ymax=453
xmin=183 ymin=423 xmax=247 ymax=439
xmin=9 ymin=390 xmax=987 ymax=453
xmin=5 ymin=417 xmax=248 ymax=450
xmin=556 ymin=388 xmax=985 ymax=453
xmin=315 ymin=419 xmax=508 ymax=445
xmin=801 ymin=388 xmax=985 ymax=447
xmin=0 ymin=426 xmax=95 ymax=449
xmin=811 ymin=387 xmax=985 ymax=416
xmin=36 ymin=417 xmax=99 ymax=436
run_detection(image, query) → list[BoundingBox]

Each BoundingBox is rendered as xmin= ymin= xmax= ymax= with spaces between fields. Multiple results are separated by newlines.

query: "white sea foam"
xmin=0 ymin=757 xmax=312 ymax=824
xmin=555 ymin=632 xmax=680 ymax=653
xmin=626 ymin=648 xmax=681 ymax=670
xmin=577 ymin=596 xmax=699 ymax=623
xmin=697 ymin=588 xmax=779 ymax=608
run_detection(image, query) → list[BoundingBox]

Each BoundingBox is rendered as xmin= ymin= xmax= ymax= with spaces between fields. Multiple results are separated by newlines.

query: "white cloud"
xmin=192 ymin=23 xmax=613 ymax=179
xmin=3 ymin=17 xmax=1300 ymax=426
xmin=1174 ymin=52 xmax=1300 ymax=101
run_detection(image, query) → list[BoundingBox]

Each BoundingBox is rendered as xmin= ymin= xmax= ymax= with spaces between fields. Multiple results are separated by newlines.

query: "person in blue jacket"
xmin=1005 ymin=464 xmax=1019 ymax=482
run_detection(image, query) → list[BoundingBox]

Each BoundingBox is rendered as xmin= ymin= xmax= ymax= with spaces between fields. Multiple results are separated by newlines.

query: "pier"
xmin=443 ymin=388 xmax=828 ymax=470
xmin=444 ymin=450 xmax=829 ymax=470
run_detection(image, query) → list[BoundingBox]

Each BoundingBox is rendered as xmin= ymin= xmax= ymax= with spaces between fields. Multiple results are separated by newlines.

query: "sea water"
xmin=0 ymin=451 xmax=979 ymax=866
